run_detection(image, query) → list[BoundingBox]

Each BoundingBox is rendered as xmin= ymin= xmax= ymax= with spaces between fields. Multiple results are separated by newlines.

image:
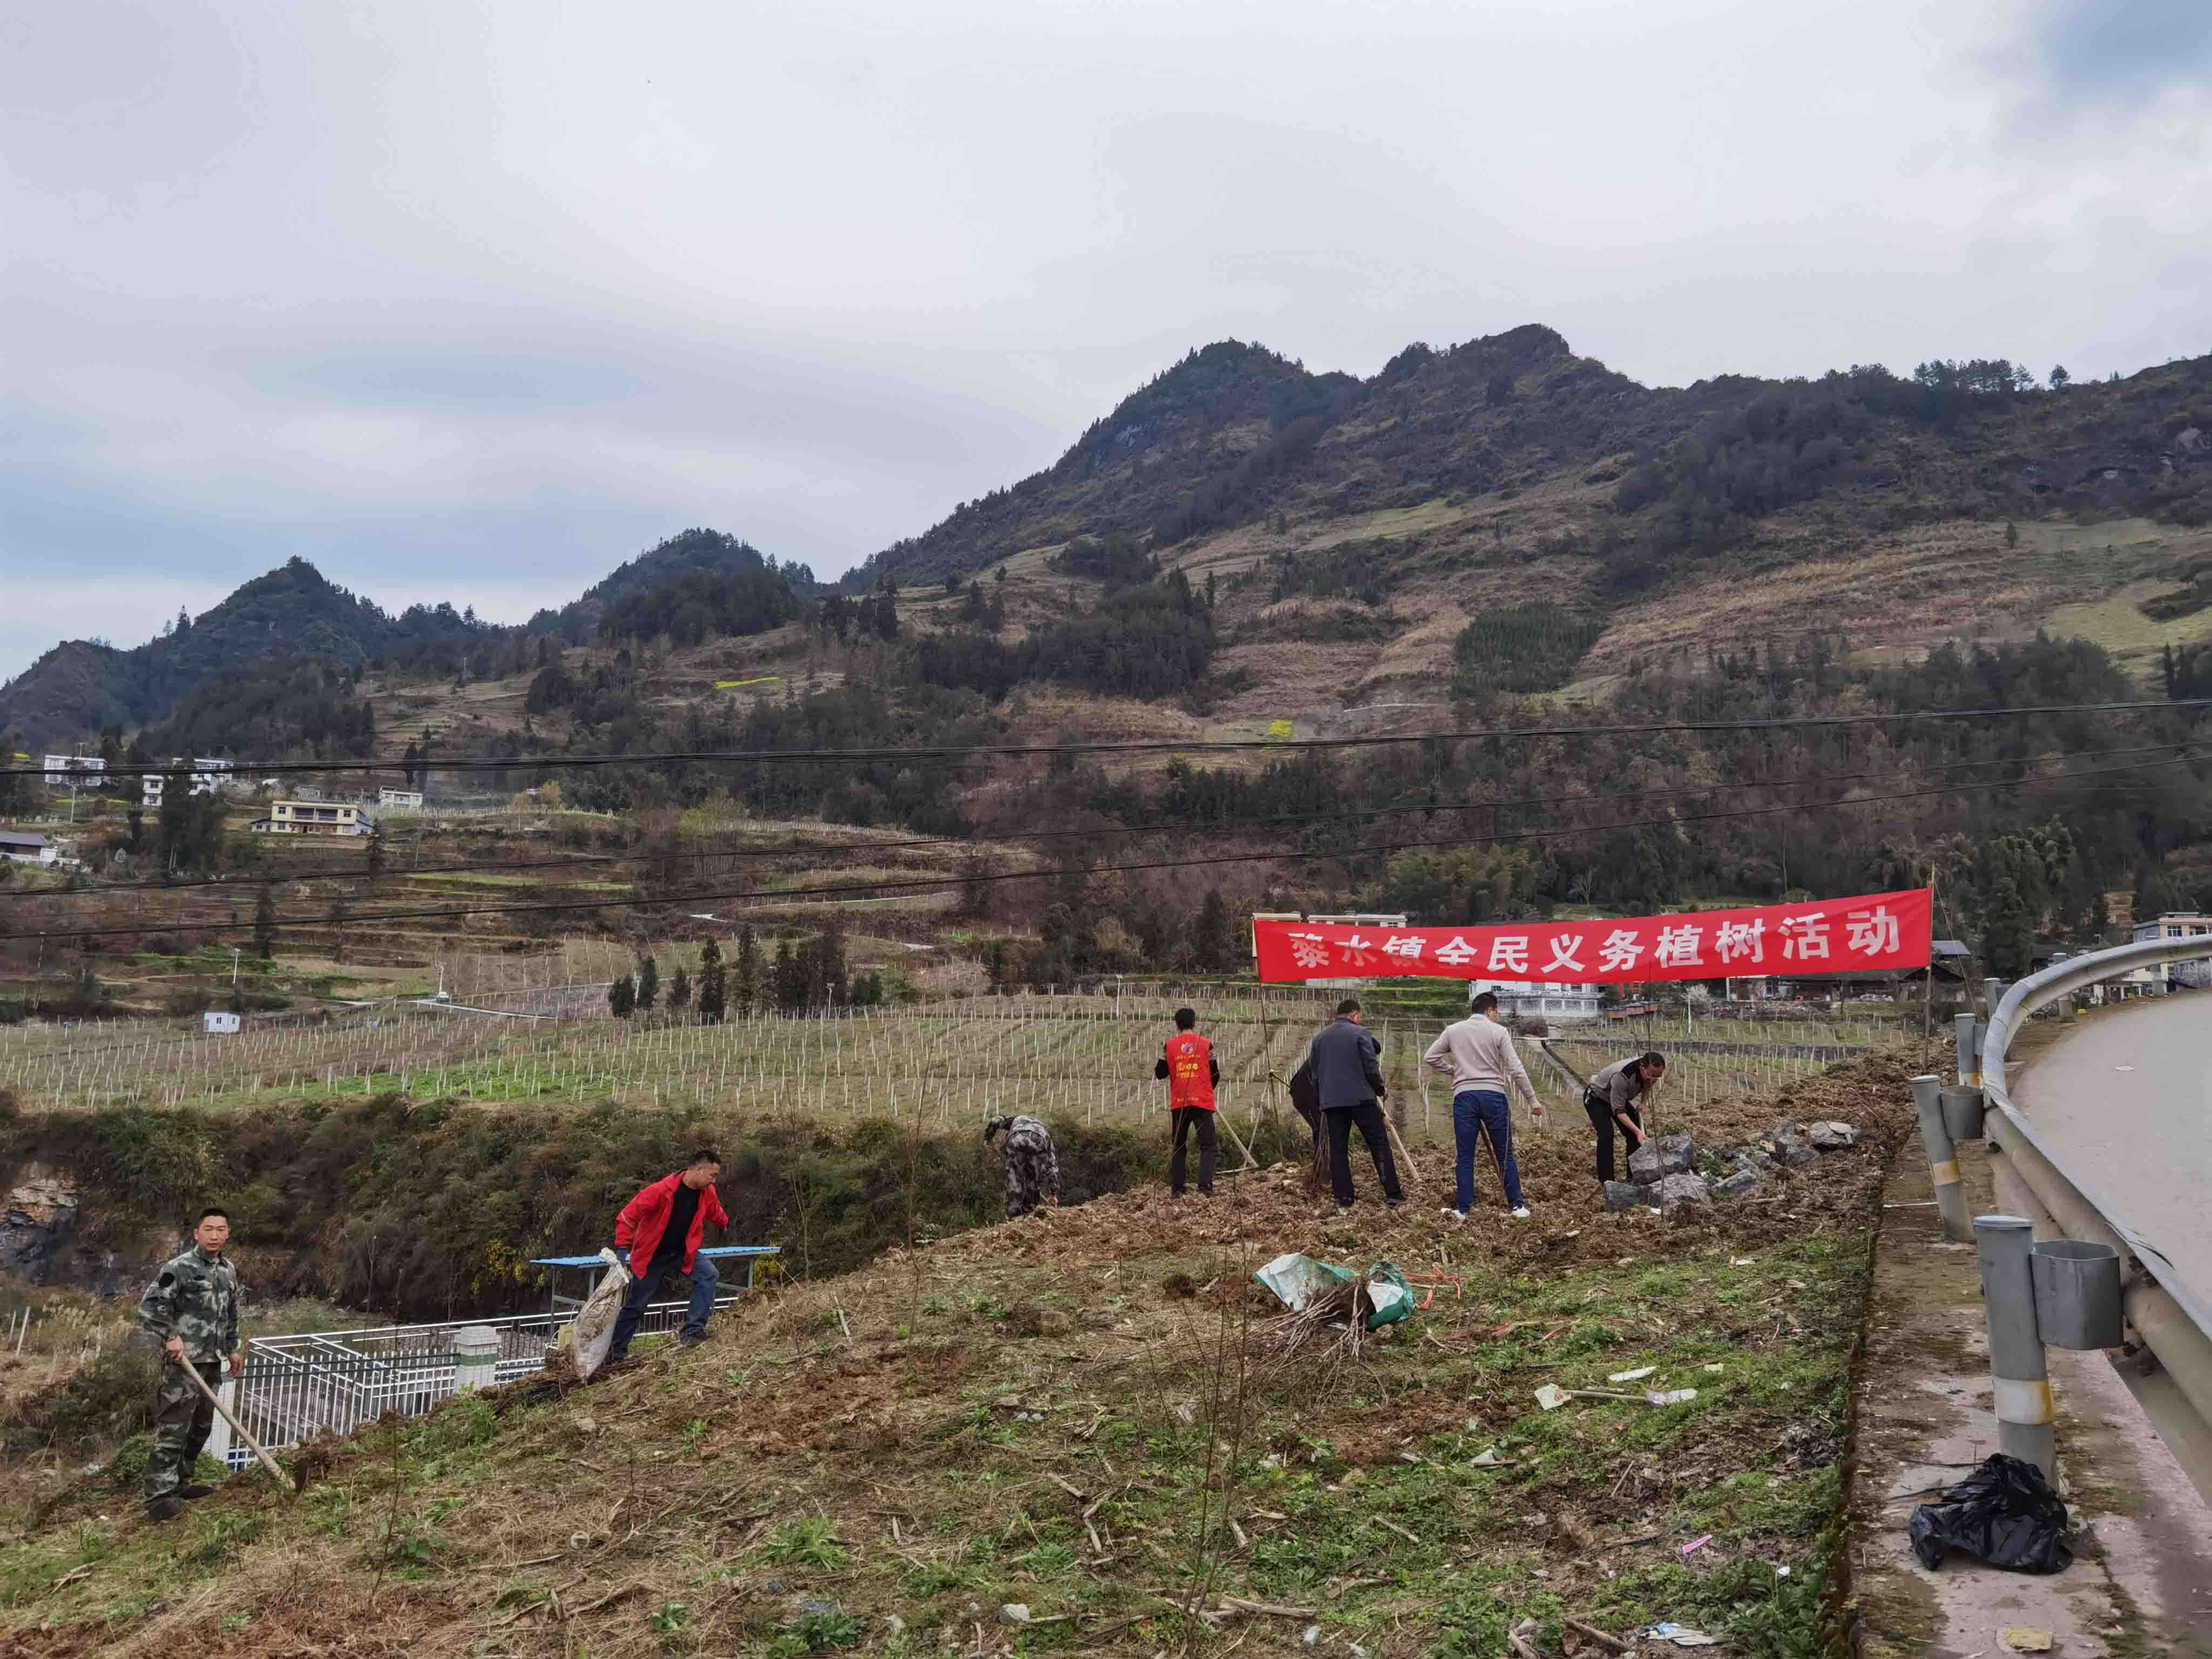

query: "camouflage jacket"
xmin=137 ymin=1245 xmax=241 ymax=1362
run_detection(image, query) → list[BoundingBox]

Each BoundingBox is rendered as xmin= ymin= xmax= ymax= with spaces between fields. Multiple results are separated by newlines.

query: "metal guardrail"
xmin=1979 ymin=937 xmax=2212 ymax=1499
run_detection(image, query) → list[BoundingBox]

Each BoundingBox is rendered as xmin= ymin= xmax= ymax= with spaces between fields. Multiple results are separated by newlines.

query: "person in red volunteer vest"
xmin=1153 ymin=1006 xmax=1222 ymax=1198
xmin=606 ymin=1148 xmax=730 ymax=1360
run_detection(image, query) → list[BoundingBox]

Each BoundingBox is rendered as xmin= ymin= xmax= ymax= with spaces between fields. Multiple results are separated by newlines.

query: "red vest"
xmin=1165 ymin=1032 xmax=1216 ymax=1111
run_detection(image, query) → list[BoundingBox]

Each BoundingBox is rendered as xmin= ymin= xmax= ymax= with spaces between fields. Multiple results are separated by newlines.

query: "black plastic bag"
xmin=1908 ymin=1453 xmax=2072 ymax=1574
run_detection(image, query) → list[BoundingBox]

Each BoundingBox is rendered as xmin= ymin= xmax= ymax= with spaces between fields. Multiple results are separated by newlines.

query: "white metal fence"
xmin=209 ymin=1293 xmax=742 ymax=1469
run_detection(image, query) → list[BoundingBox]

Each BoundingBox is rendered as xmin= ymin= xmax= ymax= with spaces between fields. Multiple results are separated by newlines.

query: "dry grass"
xmin=2 ymin=1041 xmax=1940 ymax=1655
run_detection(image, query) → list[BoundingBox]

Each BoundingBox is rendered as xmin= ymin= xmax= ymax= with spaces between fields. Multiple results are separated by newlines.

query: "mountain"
xmin=525 ymin=528 xmax=817 ymax=644
xmin=0 ymin=559 xmax=480 ymax=752
xmin=0 ymin=530 xmax=807 ymax=751
xmin=848 ymin=327 xmax=2212 ymax=593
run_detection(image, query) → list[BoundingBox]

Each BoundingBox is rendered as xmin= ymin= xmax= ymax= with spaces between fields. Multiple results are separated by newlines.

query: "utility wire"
xmin=11 ymin=698 xmax=2204 ymax=778
xmin=8 ymin=739 xmax=2189 ymax=903
xmin=10 ymin=747 xmax=2188 ymax=943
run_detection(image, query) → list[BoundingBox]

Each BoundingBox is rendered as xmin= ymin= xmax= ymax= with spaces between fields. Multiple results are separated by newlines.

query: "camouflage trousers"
xmin=1004 ymin=1155 xmax=1047 ymax=1219
xmin=145 ymin=1357 xmax=223 ymax=1501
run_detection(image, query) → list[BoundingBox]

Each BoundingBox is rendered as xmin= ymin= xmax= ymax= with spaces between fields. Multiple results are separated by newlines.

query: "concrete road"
xmin=2011 ymin=995 xmax=2212 ymax=1313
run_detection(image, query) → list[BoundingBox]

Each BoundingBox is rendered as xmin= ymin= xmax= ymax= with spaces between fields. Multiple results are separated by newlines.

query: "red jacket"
xmin=615 ymin=1174 xmax=729 ymax=1277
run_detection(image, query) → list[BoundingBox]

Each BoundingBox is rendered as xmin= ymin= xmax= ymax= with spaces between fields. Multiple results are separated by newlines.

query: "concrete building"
xmin=377 ymin=787 xmax=424 ymax=810
xmin=204 ymin=1011 xmax=241 ymax=1034
xmin=2133 ymin=912 xmax=2212 ymax=989
xmin=41 ymin=754 xmax=103 ymax=787
xmin=142 ymin=756 xmax=235 ymax=807
xmin=1469 ymin=979 xmax=1603 ymax=1022
xmin=0 ymin=831 xmax=55 ymax=866
xmin=252 ymin=800 xmax=377 ymax=838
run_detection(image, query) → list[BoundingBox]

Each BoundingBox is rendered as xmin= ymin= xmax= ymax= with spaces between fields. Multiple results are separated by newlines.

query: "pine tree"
xmin=608 ymin=974 xmax=636 ymax=1019
xmin=667 ymin=964 xmax=692 ymax=1016
xmin=252 ymin=884 xmax=277 ymax=962
xmin=2005 ymin=520 xmax=2019 ymax=549
xmin=366 ymin=827 xmax=385 ymax=887
xmin=770 ymin=938 xmax=797 ymax=1011
xmin=636 ymin=956 xmax=659 ymax=1014
xmin=734 ymin=925 xmax=759 ymax=1016
xmin=697 ymin=937 xmax=727 ymax=1023
xmin=1191 ymin=888 xmax=1234 ymax=971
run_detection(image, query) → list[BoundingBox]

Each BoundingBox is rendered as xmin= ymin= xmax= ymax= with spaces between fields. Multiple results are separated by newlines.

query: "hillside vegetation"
xmin=0 ymin=1048 xmax=1931 ymax=1657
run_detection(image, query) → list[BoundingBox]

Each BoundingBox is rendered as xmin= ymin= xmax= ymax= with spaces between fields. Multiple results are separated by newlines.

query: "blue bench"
xmin=530 ymin=1244 xmax=782 ymax=1319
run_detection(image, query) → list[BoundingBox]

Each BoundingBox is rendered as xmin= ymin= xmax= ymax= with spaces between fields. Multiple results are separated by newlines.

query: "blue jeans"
xmin=607 ymin=1251 xmax=719 ymax=1359
xmin=1453 ymin=1090 xmax=1525 ymax=1212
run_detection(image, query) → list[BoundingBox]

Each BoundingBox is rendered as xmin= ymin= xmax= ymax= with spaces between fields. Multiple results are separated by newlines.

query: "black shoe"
xmin=146 ymin=1495 xmax=185 ymax=1522
xmin=678 ymin=1329 xmax=707 ymax=1347
xmin=1171 ymin=1189 xmax=1185 ymax=1199
xmin=178 ymin=1482 xmax=218 ymax=1500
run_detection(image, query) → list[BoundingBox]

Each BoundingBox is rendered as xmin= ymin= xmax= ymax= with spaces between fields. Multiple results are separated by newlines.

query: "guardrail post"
xmin=1911 ymin=1074 xmax=1972 ymax=1242
xmin=1975 ymin=1214 xmax=2057 ymax=1485
xmin=1952 ymin=1012 xmax=1981 ymax=1086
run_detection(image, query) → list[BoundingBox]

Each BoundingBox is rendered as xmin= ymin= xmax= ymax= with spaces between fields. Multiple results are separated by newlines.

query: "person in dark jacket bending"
xmin=1305 ymin=999 xmax=1404 ymax=1209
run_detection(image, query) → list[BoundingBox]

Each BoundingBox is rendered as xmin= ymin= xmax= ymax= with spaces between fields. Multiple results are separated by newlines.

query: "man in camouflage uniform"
xmin=984 ymin=1115 xmax=1060 ymax=1219
xmin=136 ymin=1206 xmax=243 ymax=1521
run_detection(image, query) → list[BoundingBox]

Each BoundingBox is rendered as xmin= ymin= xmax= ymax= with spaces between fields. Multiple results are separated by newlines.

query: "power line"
xmin=11 ymin=747 xmax=2189 ymax=944
xmin=11 ymin=740 xmax=2187 ymax=904
xmin=10 ymin=698 xmax=2204 ymax=779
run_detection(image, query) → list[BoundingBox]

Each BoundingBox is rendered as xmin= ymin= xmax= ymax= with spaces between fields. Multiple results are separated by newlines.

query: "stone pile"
xmin=1602 ymin=1118 xmax=1860 ymax=1213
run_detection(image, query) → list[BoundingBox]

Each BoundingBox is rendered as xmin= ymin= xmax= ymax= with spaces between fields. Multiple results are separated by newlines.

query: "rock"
xmin=1770 ymin=1122 xmax=1817 ymax=1166
xmin=1808 ymin=1121 xmax=1858 ymax=1151
xmin=1000 ymin=1603 xmax=1033 ymax=1626
xmin=1655 ymin=1131 xmax=1698 ymax=1172
xmin=1603 ymin=1181 xmax=1652 ymax=1214
xmin=1712 ymin=1169 xmax=1759 ymax=1198
xmin=884 ymin=1615 xmax=906 ymax=1637
xmin=1654 ymin=1173 xmax=1711 ymax=1209
xmin=1627 ymin=1145 xmax=1665 ymax=1184
xmin=797 ymin=1599 xmax=838 ymax=1616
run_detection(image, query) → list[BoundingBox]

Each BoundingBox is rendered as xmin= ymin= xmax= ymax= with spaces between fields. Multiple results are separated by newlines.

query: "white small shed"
xmin=204 ymin=1011 xmax=241 ymax=1035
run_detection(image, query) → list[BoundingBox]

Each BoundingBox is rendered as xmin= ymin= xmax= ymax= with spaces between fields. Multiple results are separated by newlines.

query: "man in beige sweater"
xmin=1422 ymin=991 xmax=1543 ymax=1218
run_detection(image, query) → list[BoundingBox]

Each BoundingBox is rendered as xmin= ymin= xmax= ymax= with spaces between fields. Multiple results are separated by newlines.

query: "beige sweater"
xmin=1421 ymin=1016 xmax=1539 ymax=1106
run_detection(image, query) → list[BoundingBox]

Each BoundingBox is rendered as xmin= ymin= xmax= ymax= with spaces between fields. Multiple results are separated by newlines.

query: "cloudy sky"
xmin=4 ymin=0 xmax=2208 ymax=678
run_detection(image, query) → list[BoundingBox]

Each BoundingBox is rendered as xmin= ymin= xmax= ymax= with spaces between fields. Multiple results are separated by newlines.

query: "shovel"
xmin=171 ymin=1353 xmax=292 ymax=1490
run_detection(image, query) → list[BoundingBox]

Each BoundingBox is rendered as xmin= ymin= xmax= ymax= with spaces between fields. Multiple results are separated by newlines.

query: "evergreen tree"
xmin=365 ymin=826 xmax=385 ymax=887
xmin=2005 ymin=520 xmax=2019 ymax=548
xmin=734 ymin=925 xmax=759 ymax=1016
xmin=252 ymin=884 xmax=276 ymax=962
xmin=666 ymin=963 xmax=692 ymax=1016
xmin=636 ymin=955 xmax=659 ymax=1014
xmin=697 ymin=937 xmax=727 ymax=1023
xmin=1190 ymin=887 xmax=1235 ymax=971
xmin=2049 ymin=365 xmax=2070 ymax=390
xmin=125 ymin=808 xmax=145 ymax=854
xmin=770 ymin=937 xmax=800 ymax=1011
xmin=608 ymin=974 xmax=636 ymax=1019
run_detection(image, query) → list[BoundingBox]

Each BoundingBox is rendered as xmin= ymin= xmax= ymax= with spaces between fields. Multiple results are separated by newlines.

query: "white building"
xmin=2133 ymin=912 xmax=2212 ymax=989
xmin=377 ymin=787 xmax=424 ymax=810
xmin=143 ymin=756 xmax=235 ymax=806
xmin=1468 ymin=978 xmax=1603 ymax=1023
xmin=252 ymin=800 xmax=377 ymax=838
xmin=42 ymin=754 xmax=103 ymax=787
xmin=0 ymin=831 xmax=55 ymax=866
xmin=204 ymin=1010 xmax=241 ymax=1034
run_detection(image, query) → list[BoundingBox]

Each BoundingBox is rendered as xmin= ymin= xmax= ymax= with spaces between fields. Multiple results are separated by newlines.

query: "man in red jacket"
xmin=607 ymin=1148 xmax=730 ymax=1360
xmin=1154 ymin=1006 xmax=1220 ymax=1198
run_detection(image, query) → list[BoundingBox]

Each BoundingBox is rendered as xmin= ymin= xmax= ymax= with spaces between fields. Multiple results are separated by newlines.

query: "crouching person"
xmin=608 ymin=1148 xmax=729 ymax=1361
xmin=985 ymin=1115 xmax=1060 ymax=1218
xmin=137 ymin=1205 xmax=244 ymax=1521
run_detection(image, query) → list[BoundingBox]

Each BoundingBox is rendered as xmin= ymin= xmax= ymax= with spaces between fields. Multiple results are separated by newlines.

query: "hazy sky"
xmin=4 ymin=0 xmax=2208 ymax=678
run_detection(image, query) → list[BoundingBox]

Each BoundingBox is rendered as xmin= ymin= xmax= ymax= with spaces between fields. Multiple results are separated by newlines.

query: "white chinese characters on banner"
xmin=1249 ymin=889 xmax=1931 ymax=984
xmin=1715 ymin=918 xmax=1764 ymax=965
xmin=1778 ymin=913 xmax=1831 ymax=961
xmin=1845 ymin=904 xmax=1901 ymax=956
xmin=1654 ymin=924 xmax=1703 ymax=968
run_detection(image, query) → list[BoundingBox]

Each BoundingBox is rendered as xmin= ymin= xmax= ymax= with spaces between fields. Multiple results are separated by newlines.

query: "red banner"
xmin=1253 ymin=889 xmax=1932 ymax=984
